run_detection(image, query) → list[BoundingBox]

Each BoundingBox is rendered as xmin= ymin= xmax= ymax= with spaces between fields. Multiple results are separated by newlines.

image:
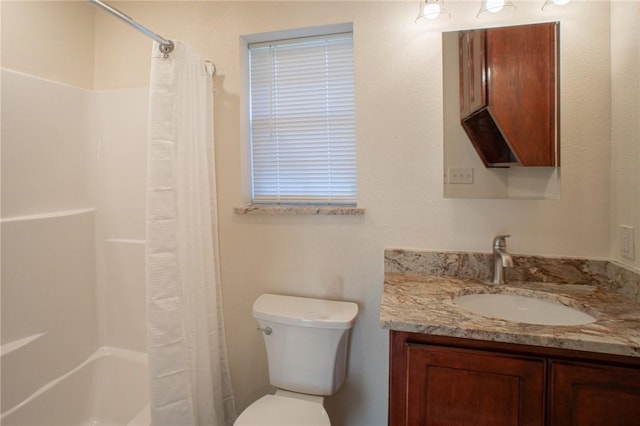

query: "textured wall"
xmin=610 ymin=1 xmax=640 ymax=270
xmin=0 ymin=1 xmax=95 ymax=88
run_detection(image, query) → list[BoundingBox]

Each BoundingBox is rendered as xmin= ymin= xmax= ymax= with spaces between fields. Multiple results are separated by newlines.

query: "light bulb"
xmin=486 ymin=0 xmax=505 ymax=13
xmin=542 ymin=0 xmax=570 ymax=10
xmin=423 ymin=2 xmax=441 ymax=19
xmin=416 ymin=0 xmax=450 ymax=23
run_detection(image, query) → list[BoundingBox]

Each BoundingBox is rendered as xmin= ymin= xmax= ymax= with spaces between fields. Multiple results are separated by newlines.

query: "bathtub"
xmin=1 ymin=347 xmax=150 ymax=426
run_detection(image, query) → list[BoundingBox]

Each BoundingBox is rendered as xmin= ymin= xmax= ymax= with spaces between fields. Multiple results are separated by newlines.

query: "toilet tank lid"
xmin=253 ymin=294 xmax=358 ymax=329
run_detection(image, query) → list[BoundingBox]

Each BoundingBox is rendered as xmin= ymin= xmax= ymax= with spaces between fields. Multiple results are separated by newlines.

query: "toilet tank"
xmin=253 ymin=294 xmax=358 ymax=396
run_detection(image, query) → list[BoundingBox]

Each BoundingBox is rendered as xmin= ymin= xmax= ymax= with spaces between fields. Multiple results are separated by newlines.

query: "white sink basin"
xmin=454 ymin=293 xmax=596 ymax=326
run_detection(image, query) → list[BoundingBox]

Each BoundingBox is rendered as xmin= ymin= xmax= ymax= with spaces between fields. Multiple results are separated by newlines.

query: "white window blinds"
xmin=249 ymin=33 xmax=356 ymax=205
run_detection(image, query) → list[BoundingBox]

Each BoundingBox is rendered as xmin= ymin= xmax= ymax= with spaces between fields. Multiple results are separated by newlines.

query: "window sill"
xmin=233 ymin=205 xmax=365 ymax=216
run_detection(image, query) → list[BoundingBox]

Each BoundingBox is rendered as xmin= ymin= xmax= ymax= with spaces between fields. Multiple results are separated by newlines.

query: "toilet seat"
xmin=234 ymin=394 xmax=330 ymax=426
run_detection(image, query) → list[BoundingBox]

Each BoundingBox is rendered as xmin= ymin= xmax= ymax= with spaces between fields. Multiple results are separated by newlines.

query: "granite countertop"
xmin=380 ymin=249 xmax=640 ymax=358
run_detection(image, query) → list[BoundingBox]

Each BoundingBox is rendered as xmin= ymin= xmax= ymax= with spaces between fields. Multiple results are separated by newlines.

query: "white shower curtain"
xmin=145 ymin=41 xmax=236 ymax=426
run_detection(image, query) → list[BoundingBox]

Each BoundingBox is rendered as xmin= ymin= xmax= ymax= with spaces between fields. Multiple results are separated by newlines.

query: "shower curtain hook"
xmin=159 ymin=41 xmax=175 ymax=59
xmin=204 ymin=60 xmax=217 ymax=77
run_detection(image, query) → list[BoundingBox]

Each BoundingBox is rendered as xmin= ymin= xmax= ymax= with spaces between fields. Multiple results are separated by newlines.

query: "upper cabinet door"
xmin=486 ymin=23 xmax=559 ymax=167
xmin=459 ymin=30 xmax=487 ymax=119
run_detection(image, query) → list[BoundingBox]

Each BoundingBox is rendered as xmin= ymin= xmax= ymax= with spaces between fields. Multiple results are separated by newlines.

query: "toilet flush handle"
xmin=257 ymin=326 xmax=272 ymax=335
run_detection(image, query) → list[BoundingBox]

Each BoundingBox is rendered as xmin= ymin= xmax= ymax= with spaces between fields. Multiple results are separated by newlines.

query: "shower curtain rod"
xmin=88 ymin=0 xmax=175 ymax=55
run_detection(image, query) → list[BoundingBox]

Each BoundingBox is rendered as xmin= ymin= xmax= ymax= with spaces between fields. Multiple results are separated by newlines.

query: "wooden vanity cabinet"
xmin=389 ymin=331 xmax=640 ymax=426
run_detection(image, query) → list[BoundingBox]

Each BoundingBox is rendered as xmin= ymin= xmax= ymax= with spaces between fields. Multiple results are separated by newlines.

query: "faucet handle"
xmin=493 ymin=234 xmax=511 ymax=248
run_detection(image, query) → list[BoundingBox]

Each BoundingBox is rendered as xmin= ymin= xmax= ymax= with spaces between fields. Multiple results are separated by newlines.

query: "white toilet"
xmin=234 ymin=293 xmax=358 ymax=426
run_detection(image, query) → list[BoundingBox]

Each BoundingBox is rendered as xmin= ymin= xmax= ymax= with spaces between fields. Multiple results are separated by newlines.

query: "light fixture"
xmin=477 ymin=0 xmax=516 ymax=17
xmin=542 ymin=0 xmax=570 ymax=10
xmin=415 ymin=0 xmax=451 ymax=23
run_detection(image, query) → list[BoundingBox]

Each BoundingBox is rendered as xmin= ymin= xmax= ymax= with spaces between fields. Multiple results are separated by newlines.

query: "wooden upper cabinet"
xmin=459 ymin=23 xmax=560 ymax=168
xmin=486 ymin=23 xmax=559 ymax=167
xmin=459 ymin=30 xmax=487 ymax=118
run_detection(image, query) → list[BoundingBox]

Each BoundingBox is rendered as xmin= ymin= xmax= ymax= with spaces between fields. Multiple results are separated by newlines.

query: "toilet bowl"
xmin=234 ymin=390 xmax=329 ymax=426
xmin=234 ymin=294 xmax=358 ymax=426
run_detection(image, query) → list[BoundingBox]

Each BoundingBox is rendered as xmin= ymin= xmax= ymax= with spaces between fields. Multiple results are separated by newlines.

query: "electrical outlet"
xmin=449 ymin=168 xmax=474 ymax=184
xmin=621 ymin=225 xmax=635 ymax=260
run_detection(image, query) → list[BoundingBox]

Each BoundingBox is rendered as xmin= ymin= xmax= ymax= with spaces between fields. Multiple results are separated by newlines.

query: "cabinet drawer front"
xmin=406 ymin=344 xmax=545 ymax=426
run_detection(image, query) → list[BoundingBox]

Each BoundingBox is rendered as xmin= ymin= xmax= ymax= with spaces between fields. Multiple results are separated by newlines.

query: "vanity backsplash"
xmin=384 ymin=249 xmax=640 ymax=302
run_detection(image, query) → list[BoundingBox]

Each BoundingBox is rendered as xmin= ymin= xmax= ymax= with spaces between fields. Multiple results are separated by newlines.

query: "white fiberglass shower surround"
xmin=1 ymin=1 xmax=234 ymax=424
xmin=0 ymin=45 xmax=152 ymax=426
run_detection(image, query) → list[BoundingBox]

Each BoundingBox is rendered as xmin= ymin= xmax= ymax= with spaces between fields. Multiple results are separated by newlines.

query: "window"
xmin=249 ymin=32 xmax=356 ymax=205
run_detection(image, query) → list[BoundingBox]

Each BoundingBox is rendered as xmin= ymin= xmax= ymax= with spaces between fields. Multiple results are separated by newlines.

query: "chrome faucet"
xmin=492 ymin=235 xmax=513 ymax=284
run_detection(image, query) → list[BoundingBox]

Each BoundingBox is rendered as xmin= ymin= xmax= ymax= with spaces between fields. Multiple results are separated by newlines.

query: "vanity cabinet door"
xmin=403 ymin=344 xmax=545 ymax=426
xmin=549 ymin=360 xmax=640 ymax=426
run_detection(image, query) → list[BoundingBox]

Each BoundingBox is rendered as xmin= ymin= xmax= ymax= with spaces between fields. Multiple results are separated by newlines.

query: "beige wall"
xmin=610 ymin=1 xmax=640 ymax=269
xmin=1 ymin=0 xmax=95 ymax=88
xmin=2 ymin=0 xmax=639 ymax=424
